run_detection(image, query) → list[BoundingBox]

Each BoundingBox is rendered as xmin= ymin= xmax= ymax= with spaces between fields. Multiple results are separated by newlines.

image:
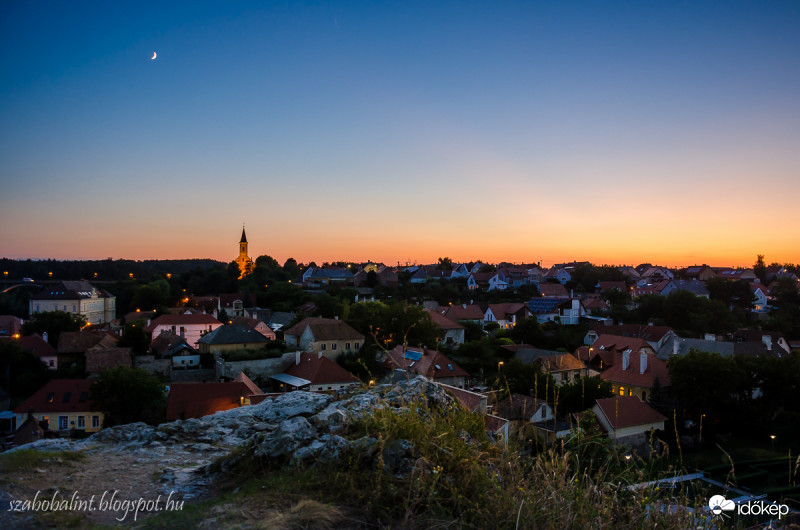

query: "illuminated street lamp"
xmin=498 ymin=361 xmax=504 ymax=372
xmin=770 ymin=434 xmax=776 ymax=449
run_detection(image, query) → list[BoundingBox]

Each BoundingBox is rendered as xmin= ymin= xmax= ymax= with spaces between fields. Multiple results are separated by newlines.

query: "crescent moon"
xmin=151 ymin=51 xmax=157 ymax=60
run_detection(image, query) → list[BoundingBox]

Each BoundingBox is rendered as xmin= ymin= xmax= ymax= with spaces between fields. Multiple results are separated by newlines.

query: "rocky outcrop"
xmin=9 ymin=377 xmax=460 ymax=501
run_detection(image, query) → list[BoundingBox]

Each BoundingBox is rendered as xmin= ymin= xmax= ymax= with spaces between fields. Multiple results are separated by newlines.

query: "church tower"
xmin=235 ymin=225 xmax=254 ymax=278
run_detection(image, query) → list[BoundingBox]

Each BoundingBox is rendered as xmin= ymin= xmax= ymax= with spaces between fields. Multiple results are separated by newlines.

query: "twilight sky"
xmin=1 ymin=1 xmax=798 ymax=267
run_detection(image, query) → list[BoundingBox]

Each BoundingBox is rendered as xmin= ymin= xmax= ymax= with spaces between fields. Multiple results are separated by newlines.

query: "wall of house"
xmin=16 ymin=412 xmax=104 ymax=433
xmin=432 ymin=376 xmax=466 ymax=389
xmin=134 ymin=355 xmax=171 ymax=377
xmin=216 ymin=352 xmax=297 ymax=380
xmin=198 ymin=342 xmax=266 ymax=354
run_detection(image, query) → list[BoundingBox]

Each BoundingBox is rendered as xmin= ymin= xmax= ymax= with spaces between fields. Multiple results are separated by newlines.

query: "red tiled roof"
xmin=590 ymin=324 xmax=673 ymax=343
xmin=599 ymin=351 xmax=670 ymax=389
xmin=441 ymin=304 xmax=485 ymax=321
xmin=233 ymin=372 xmax=265 ymax=395
xmin=385 ymin=345 xmax=469 ymax=380
xmin=283 ymin=317 xmax=364 ymax=341
xmin=494 ymin=393 xmax=549 ymax=421
xmin=284 ymin=352 xmax=360 ymax=386
xmin=538 ymin=353 xmax=586 ymax=372
xmin=425 ymin=308 xmax=464 ymax=330
xmin=538 ymin=284 xmax=569 ymax=297
xmin=20 ymin=334 xmax=57 ymax=358
xmin=57 ymin=331 xmax=118 ymax=354
xmin=440 ymin=384 xmax=485 ymax=413
xmin=594 ymin=396 xmax=666 ymax=430
xmin=165 ymin=381 xmax=259 ymax=421
xmin=14 ymin=379 xmax=99 ymax=414
xmin=487 ymin=303 xmax=527 ymax=319
xmin=144 ymin=313 xmax=221 ymax=332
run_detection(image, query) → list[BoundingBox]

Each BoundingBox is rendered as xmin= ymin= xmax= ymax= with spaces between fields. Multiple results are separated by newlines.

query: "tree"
xmin=283 ymin=258 xmax=301 ymax=278
xmin=117 ymin=322 xmax=149 ymax=355
xmin=0 ymin=339 xmax=50 ymax=405
xmin=558 ymin=375 xmax=613 ymax=414
xmin=21 ymin=311 xmax=85 ymax=346
xmin=754 ymin=254 xmax=767 ymax=284
xmin=436 ymin=257 xmax=453 ymax=270
xmin=90 ymin=366 xmax=166 ymax=426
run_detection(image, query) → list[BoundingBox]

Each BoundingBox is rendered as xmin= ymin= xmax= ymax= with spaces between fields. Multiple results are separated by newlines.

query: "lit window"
xmin=619 ymin=386 xmax=625 ymax=396
xmin=46 ymin=392 xmax=55 ymax=403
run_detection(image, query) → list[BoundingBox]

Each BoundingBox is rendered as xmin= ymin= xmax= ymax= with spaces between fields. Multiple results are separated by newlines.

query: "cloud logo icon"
xmin=708 ymin=495 xmax=736 ymax=515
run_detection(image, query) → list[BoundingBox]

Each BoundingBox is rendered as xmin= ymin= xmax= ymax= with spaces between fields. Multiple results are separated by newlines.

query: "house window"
xmin=73 ymin=305 xmax=77 ymax=312
xmin=180 ymin=326 xmax=185 ymax=334
xmin=58 ymin=416 xmax=69 ymax=430
xmin=49 ymin=360 xmax=54 ymax=367
xmin=41 ymin=416 xmax=49 ymax=429
xmin=642 ymin=391 xmax=647 ymax=401
xmin=619 ymin=386 xmax=625 ymax=396
xmin=92 ymin=415 xmax=100 ymax=428
xmin=331 ymin=343 xmax=337 ymax=351
xmin=77 ymin=416 xmax=85 ymax=429
xmin=46 ymin=392 xmax=55 ymax=403
xmin=628 ymin=388 xmax=633 ymax=396
xmin=36 ymin=305 xmax=40 ymax=312
xmin=320 ymin=343 xmax=326 ymax=351
xmin=354 ymin=342 xmax=360 ymax=349
xmin=346 ymin=342 xmax=351 ymax=350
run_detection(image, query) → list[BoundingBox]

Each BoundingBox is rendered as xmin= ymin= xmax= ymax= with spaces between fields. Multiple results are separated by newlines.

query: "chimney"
xmin=570 ymin=289 xmax=574 ymax=298
xmin=622 ymin=350 xmax=630 ymax=371
xmin=673 ymin=339 xmax=679 ymax=356
xmin=334 ymin=315 xmax=339 ymax=320
xmin=640 ymin=352 xmax=647 ymax=374
xmin=762 ymin=335 xmax=772 ymax=350
xmin=42 ymin=331 xmax=48 ymax=343
xmin=295 ymin=351 xmax=301 ymax=365
xmin=147 ymin=319 xmax=151 ymax=327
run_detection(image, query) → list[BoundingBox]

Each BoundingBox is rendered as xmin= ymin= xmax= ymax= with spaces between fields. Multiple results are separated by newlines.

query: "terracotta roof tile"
xmin=594 ymin=396 xmax=666 ymax=430
xmin=284 ymin=353 xmax=360 ymax=386
xmin=14 ymin=379 xmax=99 ymax=414
xmin=384 ymin=345 xmax=469 ymax=380
xmin=283 ymin=317 xmax=364 ymax=341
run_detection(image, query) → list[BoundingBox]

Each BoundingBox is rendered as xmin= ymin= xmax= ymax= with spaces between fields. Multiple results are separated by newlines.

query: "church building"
xmin=235 ymin=226 xmax=254 ymax=278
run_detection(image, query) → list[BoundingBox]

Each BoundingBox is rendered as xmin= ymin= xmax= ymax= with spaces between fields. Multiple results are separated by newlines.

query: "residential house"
xmin=592 ymin=396 xmax=666 ymax=453
xmin=440 ymin=304 xmax=485 ymax=326
xmin=659 ymin=332 xmax=790 ymax=360
xmin=585 ymin=324 xmax=677 ymax=354
xmin=714 ymin=268 xmax=758 ymax=281
xmin=467 ymin=272 xmax=506 ymax=291
xmin=497 ymin=267 xmax=530 ymax=288
xmin=231 ymin=316 xmax=277 ymax=340
xmin=493 ymin=393 xmax=554 ymax=431
xmin=507 ymin=345 xmax=589 ymax=384
xmin=0 ymin=315 xmax=22 ymax=338
xmin=618 ymin=266 xmax=642 ymax=283
xmin=20 ymin=334 xmax=58 ymax=370
xmin=631 ymin=281 xmax=669 ymax=297
xmin=29 ymin=281 xmax=116 ymax=325
xmin=450 ymin=263 xmax=470 ymax=279
xmin=165 ymin=372 xmax=264 ymax=421
xmin=596 ymin=281 xmax=627 ymax=294
xmin=750 ymin=283 xmax=771 ymax=313
xmin=660 ymin=280 xmax=710 ymax=298
xmin=353 ymin=263 xmax=398 ymax=287
xmin=144 ymin=313 xmax=222 ymax=348
xmin=283 ymin=317 xmax=364 ymax=359
xmin=543 ymin=267 xmax=572 ymax=284
xmin=14 ymin=379 xmax=104 ymax=433
xmin=149 ymin=330 xmax=201 ymax=368
xmin=271 ymin=351 xmax=360 ymax=392
xmin=538 ymin=283 xmax=569 ymax=298
xmin=528 ymin=298 xmax=586 ymax=325
xmin=640 ymin=267 xmax=674 ymax=283
xmin=219 ymin=293 xmax=256 ymax=319
xmin=484 ymin=303 xmax=529 ymax=329
xmin=682 ymin=265 xmax=717 ymax=281
xmin=384 ymin=345 xmax=469 ymax=388
xmin=197 ymin=324 xmax=270 ymax=355
xmin=584 ymin=334 xmax=668 ymax=401
xmin=85 ymin=346 xmax=132 ymax=375
xmin=302 ymin=267 xmax=354 ymax=288
xmin=424 ymin=308 xmax=465 ymax=345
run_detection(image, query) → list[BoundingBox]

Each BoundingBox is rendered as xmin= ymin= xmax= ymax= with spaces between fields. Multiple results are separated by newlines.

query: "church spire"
xmin=240 ymin=224 xmax=247 ymax=243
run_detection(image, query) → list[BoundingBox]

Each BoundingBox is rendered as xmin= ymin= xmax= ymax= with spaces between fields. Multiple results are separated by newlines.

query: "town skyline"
xmin=2 ymin=2 xmax=799 ymax=269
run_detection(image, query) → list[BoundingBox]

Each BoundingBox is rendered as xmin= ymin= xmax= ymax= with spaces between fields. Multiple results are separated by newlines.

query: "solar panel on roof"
xmin=404 ymin=350 xmax=423 ymax=361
